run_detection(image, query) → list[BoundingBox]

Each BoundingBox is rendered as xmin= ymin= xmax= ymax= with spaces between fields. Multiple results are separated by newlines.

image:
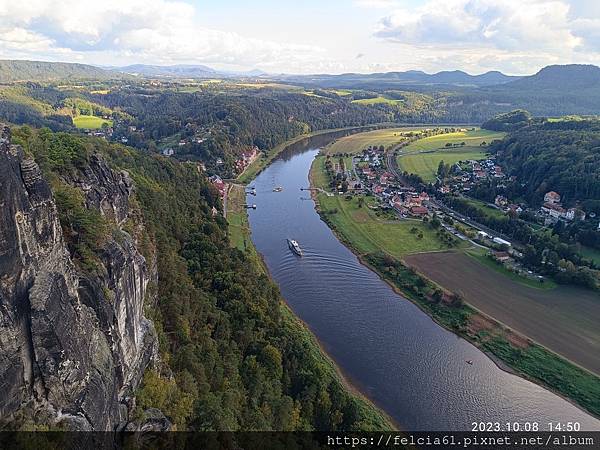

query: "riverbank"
xmin=236 ymin=124 xmax=397 ymax=185
xmin=225 ymin=180 xmax=397 ymax=431
xmin=309 ymin=154 xmax=600 ymax=420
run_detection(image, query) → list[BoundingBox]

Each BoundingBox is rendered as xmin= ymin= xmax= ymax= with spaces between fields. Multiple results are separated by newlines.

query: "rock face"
xmin=0 ymin=125 xmax=157 ymax=430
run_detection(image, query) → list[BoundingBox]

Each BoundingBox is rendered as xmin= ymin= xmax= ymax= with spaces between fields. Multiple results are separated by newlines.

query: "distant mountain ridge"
xmin=2 ymin=59 xmax=599 ymax=98
xmin=502 ymin=64 xmax=600 ymax=90
xmin=277 ymin=69 xmax=520 ymax=88
xmin=116 ymin=64 xmax=217 ymax=78
xmin=113 ymin=64 xmax=268 ymax=79
xmin=372 ymin=69 xmax=516 ymax=85
xmin=0 ymin=60 xmax=118 ymax=82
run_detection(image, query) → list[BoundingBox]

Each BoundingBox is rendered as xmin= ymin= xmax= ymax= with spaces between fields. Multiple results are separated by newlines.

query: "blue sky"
xmin=0 ymin=0 xmax=598 ymax=75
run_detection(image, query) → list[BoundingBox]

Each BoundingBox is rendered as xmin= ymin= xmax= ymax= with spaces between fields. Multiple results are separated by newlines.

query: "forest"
xmin=486 ymin=115 xmax=600 ymax=209
xmin=11 ymin=126 xmax=390 ymax=431
xmin=3 ymin=75 xmax=600 ymax=179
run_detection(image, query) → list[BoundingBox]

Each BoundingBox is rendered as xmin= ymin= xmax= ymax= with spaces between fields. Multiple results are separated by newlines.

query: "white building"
xmin=493 ymin=237 xmax=512 ymax=247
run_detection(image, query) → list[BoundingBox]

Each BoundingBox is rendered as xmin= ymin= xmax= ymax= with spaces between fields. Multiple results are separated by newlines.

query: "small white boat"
xmin=287 ymin=239 xmax=303 ymax=256
xmin=273 ymin=186 xmax=283 ymax=192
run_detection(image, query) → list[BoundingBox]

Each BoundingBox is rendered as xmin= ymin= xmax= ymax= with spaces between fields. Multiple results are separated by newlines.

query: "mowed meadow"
xmin=325 ymin=127 xmax=429 ymax=155
xmin=397 ymin=129 xmax=504 ymax=182
xmin=73 ymin=114 xmax=113 ymax=129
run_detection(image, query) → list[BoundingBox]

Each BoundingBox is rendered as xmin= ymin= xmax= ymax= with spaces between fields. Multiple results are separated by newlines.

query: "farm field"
xmin=330 ymin=89 xmax=353 ymax=96
xmin=312 ymin=156 xmax=465 ymax=258
xmin=400 ymin=129 xmax=505 ymax=154
xmin=351 ymin=96 xmax=403 ymax=105
xmin=326 ymin=127 xmax=427 ymax=155
xmin=465 ymin=248 xmax=557 ymax=290
xmin=396 ymin=129 xmax=504 ymax=181
xmin=404 ymin=251 xmax=600 ymax=376
xmin=73 ymin=114 xmax=113 ymax=129
xmin=399 ymin=147 xmax=487 ymax=182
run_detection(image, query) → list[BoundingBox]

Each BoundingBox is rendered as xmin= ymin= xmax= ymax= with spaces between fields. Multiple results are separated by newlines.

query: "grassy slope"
xmin=400 ymin=148 xmax=487 ymax=182
xmin=401 ymin=129 xmax=504 ymax=153
xmin=396 ymin=129 xmax=504 ymax=182
xmin=351 ymin=96 xmax=402 ymax=105
xmin=73 ymin=115 xmax=113 ymax=129
xmin=326 ymin=127 xmax=427 ymax=155
xmin=0 ymin=85 xmax=56 ymax=115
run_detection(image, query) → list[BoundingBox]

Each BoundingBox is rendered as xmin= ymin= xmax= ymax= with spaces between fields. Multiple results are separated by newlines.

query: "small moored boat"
xmin=287 ymin=238 xmax=303 ymax=256
xmin=273 ymin=186 xmax=283 ymax=192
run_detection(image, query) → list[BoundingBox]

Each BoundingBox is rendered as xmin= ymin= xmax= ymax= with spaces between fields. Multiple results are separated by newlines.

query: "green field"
xmin=351 ymin=96 xmax=403 ymax=105
xmin=226 ymin=184 xmax=266 ymax=270
xmin=312 ymin=156 xmax=464 ymax=258
xmin=326 ymin=127 xmax=427 ymax=155
xmin=331 ymin=89 xmax=353 ymax=96
xmin=466 ymin=248 xmax=557 ymax=290
xmin=400 ymin=129 xmax=504 ymax=154
xmin=463 ymin=197 xmax=506 ymax=220
xmin=396 ymin=129 xmax=504 ymax=182
xmin=399 ymin=148 xmax=488 ymax=182
xmin=73 ymin=114 xmax=113 ymax=129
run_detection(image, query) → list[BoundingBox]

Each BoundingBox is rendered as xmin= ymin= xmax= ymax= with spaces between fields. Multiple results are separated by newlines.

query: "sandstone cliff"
xmin=0 ymin=125 xmax=159 ymax=430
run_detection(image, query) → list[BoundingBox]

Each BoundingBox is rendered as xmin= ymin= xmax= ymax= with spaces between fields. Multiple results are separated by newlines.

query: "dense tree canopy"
xmin=489 ymin=115 xmax=600 ymax=207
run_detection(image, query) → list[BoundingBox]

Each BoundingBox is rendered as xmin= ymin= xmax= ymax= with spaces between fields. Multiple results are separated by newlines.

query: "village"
xmin=321 ymin=144 xmax=564 ymax=285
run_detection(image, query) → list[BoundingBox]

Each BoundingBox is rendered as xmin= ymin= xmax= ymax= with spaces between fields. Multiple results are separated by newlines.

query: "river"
xmin=246 ymin=132 xmax=600 ymax=431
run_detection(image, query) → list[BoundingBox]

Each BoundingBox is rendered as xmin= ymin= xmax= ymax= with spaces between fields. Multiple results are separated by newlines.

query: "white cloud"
xmin=0 ymin=0 xmax=325 ymax=69
xmin=375 ymin=0 xmax=582 ymax=51
xmin=0 ymin=0 xmax=597 ymax=75
xmin=371 ymin=0 xmax=600 ymax=73
xmin=354 ymin=0 xmax=400 ymax=8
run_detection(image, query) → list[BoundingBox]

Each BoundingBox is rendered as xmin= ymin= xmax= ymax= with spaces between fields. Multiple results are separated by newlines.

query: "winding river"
xmin=246 ymin=131 xmax=600 ymax=431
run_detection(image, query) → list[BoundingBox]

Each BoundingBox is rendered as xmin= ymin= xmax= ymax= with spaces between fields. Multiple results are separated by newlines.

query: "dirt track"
xmin=404 ymin=251 xmax=600 ymax=375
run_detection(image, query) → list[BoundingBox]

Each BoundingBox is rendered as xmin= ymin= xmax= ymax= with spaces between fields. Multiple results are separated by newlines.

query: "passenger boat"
xmin=287 ymin=238 xmax=303 ymax=256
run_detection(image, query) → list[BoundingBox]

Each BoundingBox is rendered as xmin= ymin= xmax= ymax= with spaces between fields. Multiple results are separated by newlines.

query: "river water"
xmin=246 ymin=132 xmax=600 ymax=431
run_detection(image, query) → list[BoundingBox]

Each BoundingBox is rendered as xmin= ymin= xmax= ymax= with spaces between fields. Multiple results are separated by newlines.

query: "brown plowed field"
xmin=404 ymin=251 xmax=600 ymax=375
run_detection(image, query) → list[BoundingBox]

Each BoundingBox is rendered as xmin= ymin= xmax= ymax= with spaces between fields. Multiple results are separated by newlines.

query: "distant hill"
xmin=0 ymin=60 xmax=117 ymax=82
xmin=502 ymin=64 xmax=600 ymax=91
xmin=277 ymin=69 xmax=519 ymax=89
xmin=114 ymin=64 xmax=269 ymax=79
xmin=116 ymin=64 xmax=217 ymax=78
xmin=382 ymin=69 xmax=517 ymax=86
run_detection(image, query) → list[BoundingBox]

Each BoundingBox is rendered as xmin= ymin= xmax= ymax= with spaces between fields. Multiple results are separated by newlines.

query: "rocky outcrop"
xmin=66 ymin=153 xmax=134 ymax=226
xmin=0 ymin=125 xmax=157 ymax=430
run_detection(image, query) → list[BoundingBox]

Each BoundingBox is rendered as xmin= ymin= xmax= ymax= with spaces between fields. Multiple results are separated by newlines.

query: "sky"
xmin=0 ymin=0 xmax=599 ymax=75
